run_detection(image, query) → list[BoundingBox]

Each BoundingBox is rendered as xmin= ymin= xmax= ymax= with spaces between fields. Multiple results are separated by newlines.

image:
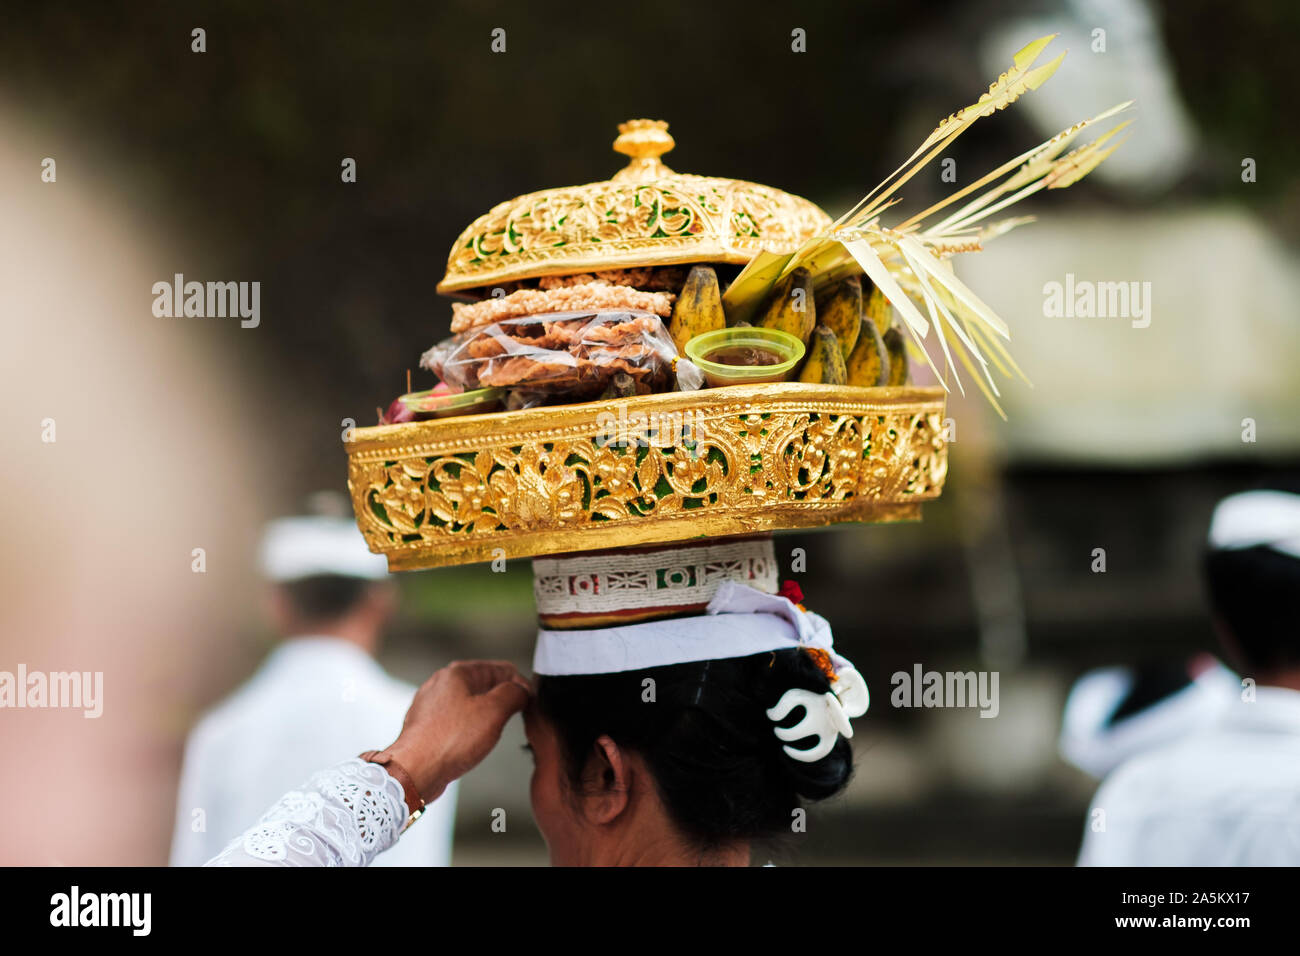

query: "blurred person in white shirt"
xmin=169 ymin=496 xmax=457 ymax=866
xmin=1078 ymin=487 xmax=1300 ymax=866
xmin=1060 ymin=654 xmax=1239 ymax=782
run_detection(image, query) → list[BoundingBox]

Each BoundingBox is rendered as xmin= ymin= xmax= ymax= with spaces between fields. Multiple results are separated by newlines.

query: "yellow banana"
xmin=816 ymin=277 xmax=862 ymax=361
xmin=797 ymin=324 xmax=848 ymax=385
xmin=755 ymin=267 xmax=815 ymax=343
xmin=845 ymin=318 xmax=888 ymax=387
xmin=865 ymin=284 xmax=892 ymax=335
xmin=668 ymin=265 xmax=726 ymax=355
xmin=883 ymin=327 xmax=909 ymax=385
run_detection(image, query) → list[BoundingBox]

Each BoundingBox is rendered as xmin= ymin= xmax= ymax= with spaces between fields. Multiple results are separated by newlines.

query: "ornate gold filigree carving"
xmin=345 ymin=384 xmax=948 ymax=570
xmin=437 ymin=121 xmax=832 ymax=294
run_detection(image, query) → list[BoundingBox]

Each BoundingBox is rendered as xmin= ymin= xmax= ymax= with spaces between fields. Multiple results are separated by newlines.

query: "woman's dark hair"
xmin=535 ymin=648 xmax=854 ymax=850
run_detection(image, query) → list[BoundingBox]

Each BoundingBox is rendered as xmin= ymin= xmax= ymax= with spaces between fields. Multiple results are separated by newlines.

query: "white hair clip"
xmin=766 ymin=667 xmax=870 ymax=763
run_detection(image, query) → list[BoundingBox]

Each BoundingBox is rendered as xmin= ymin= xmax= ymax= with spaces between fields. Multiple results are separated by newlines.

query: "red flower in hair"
xmin=777 ymin=580 xmax=805 ymax=607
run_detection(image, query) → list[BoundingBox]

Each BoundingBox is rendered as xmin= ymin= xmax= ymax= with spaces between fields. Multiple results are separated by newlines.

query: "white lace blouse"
xmin=205 ymin=758 xmax=410 ymax=866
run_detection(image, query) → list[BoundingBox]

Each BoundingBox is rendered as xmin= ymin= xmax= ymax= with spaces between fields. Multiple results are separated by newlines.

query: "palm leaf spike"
xmin=721 ymin=41 xmax=1132 ymax=416
xmin=963 ymin=319 xmax=1012 ymax=379
xmin=899 ymin=144 xmax=1065 ymax=234
xmin=937 ymin=178 xmax=1051 ymax=235
xmin=901 ymin=243 xmax=998 ymax=397
xmin=929 ymin=277 xmax=1033 ymax=388
xmin=840 ymin=234 xmax=930 ymax=339
xmin=726 ymin=34 xmax=1065 ymax=319
xmin=938 ymin=120 xmax=1132 ymax=234
xmin=862 ymin=235 xmax=982 ymax=403
xmin=902 ymin=101 xmax=1134 ymax=234
xmin=913 ymin=256 xmax=965 ymax=396
xmin=901 ymin=244 xmax=1003 ymax=400
xmin=925 ymin=237 xmax=985 ymax=255
xmin=973 ymin=215 xmax=1037 ymax=244
xmin=904 ymin=266 xmax=1012 ymax=418
xmin=965 ymin=309 xmax=1033 ymax=387
xmin=944 ymin=324 xmax=1008 ymax=419
xmin=894 ymin=232 xmax=1010 ymax=338
xmin=882 ymin=262 xmax=1007 ymax=414
xmin=839 ymin=234 xmax=950 ymax=392
xmin=842 ymin=47 xmax=1066 ymax=230
xmin=880 ymin=244 xmax=956 ymax=381
xmin=1045 ymin=127 xmax=1132 ymax=189
xmin=996 ymin=101 xmax=1132 ymax=190
xmin=718 ymin=249 xmax=793 ymax=323
xmin=898 ymin=309 xmax=950 ymax=396
xmin=871 ymin=227 xmax=1028 ymax=415
xmin=837 ymin=34 xmax=1064 ymax=229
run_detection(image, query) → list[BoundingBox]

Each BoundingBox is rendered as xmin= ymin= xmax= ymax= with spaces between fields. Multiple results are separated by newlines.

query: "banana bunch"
xmin=788 ymin=276 xmax=910 ymax=386
xmin=670 ymin=263 xmax=910 ymax=388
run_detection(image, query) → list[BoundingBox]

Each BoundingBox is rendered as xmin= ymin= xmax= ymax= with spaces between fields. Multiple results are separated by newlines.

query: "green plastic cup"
xmin=399 ymin=386 xmax=505 ymax=418
xmin=684 ymin=327 xmax=806 ymax=387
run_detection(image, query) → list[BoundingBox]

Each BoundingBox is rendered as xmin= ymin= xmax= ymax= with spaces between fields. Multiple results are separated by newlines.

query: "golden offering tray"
xmin=342 ymin=38 xmax=1130 ymax=569
xmin=345 ymin=383 xmax=947 ymax=570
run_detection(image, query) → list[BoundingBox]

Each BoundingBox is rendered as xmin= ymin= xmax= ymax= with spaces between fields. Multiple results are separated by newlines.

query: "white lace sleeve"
xmin=205 ymin=758 xmax=410 ymax=867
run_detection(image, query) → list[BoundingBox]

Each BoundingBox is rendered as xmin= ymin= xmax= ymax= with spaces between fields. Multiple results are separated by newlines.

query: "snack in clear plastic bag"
xmin=420 ymin=310 xmax=679 ymax=403
xmin=673 ymin=358 xmax=705 ymax=392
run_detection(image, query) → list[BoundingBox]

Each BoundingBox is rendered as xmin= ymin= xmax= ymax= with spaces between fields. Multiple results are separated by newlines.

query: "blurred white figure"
xmin=1060 ymin=656 xmax=1238 ymax=780
xmin=1078 ymin=489 xmax=1300 ymax=865
xmin=170 ymin=501 xmax=457 ymax=866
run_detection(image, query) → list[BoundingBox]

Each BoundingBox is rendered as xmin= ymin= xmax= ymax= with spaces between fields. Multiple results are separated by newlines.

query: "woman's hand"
xmin=382 ymin=660 xmax=532 ymax=802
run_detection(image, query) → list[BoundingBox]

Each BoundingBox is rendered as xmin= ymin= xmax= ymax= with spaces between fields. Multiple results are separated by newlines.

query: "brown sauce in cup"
xmin=704 ymin=345 xmax=784 ymax=367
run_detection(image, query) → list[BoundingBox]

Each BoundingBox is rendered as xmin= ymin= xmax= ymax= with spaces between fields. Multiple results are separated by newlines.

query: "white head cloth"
xmin=1208 ymin=489 xmax=1300 ymax=560
xmin=259 ymin=515 xmax=389 ymax=582
xmin=533 ymin=579 xmax=847 ymax=676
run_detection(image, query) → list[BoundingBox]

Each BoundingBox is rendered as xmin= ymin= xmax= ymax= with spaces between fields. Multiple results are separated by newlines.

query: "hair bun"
xmin=761 ymin=649 xmax=854 ymax=799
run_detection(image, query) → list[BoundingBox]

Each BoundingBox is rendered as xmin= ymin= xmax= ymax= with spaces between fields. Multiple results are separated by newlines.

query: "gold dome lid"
xmin=437 ymin=119 xmax=833 ymax=295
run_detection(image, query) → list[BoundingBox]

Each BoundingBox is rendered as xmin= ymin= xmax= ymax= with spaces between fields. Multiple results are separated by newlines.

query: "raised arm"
xmin=206 ymin=661 xmax=531 ymax=867
xmin=206 ymin=758 xmax=409 ymax=866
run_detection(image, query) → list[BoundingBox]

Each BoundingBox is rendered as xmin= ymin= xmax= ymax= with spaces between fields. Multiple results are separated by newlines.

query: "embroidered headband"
xmin=532 ymin=537 xmax=779 ymax=629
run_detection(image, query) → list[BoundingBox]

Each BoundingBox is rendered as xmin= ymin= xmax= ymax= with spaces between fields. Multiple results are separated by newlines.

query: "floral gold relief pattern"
xmin=345 ymin=384 xmax=947 ymax=571
xmin=437 ymin=120 xmax=832 ymax=294
xmin=439 ymin=177 xmax=831 ymax=294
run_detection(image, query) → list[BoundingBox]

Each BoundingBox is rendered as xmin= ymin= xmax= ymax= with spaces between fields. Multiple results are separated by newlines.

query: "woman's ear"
xmin=580 ymin=734 xmax=631 ymax=825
